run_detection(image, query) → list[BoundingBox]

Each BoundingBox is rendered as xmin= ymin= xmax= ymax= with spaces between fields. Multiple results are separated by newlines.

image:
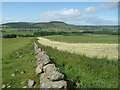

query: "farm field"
xmin=44 ymin=35 xmax=118 ymax=44
xmin=2 ymin=38 xmax=40 ymax=88
xmin=37 ymin=35 xmax=118 ymax=60
xmin=2 ymin=31 xmax=35 ymax=35
xmin=36 ymin=41 xmax=118 ymax=88
xmin=1 ymin=34 xmax=119 ymax=88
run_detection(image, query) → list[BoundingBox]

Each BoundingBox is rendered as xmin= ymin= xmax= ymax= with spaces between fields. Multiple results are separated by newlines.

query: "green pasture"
xmin=2 ymin=38 xmax=40 ymax=88
xmin=44 ymin=35 xmax=118 ymax=44
xmin=2 ymin=31 xmax=35 ymax=35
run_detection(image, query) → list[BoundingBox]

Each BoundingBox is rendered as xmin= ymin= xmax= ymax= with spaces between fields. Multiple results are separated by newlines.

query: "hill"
xmin=1 ymin=21 xmax=69 ymax=28
xmin=1 ymin=21 xmax=118 ymax=36
xmin=1 ymin=21 xmax=117 ymax=31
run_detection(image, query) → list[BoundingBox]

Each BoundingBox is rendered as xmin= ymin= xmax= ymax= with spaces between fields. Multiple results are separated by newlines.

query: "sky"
xmin=2 ymin=2 xmax=118 ymax=25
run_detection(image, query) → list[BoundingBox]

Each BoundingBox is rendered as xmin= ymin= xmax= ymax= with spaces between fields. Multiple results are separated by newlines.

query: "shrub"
xmin=3 ymin=34 xmax=17 ymax=38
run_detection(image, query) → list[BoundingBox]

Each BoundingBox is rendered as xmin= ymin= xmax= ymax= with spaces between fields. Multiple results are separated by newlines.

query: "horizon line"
xmin=1 ymin=21 xmax=118 ymax=26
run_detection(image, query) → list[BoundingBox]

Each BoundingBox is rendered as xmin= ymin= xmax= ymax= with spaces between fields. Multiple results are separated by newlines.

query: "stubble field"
xmin=37 ymin=35 xmax=118 ymax=60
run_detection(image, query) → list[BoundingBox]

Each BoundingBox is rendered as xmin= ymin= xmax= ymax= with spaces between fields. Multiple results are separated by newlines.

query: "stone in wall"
xmin=35 ymin=65 xmax=43 ymax=75
xmin=40 ymin=73 xmax=67 ymax=88
xmin=47 ymin=71 xmax=64 ymax=81
xmin=43 ymin=64 xmax=59 ymax=73
xmin=35 ymin=52 xmax=51 ymax=66
xmin=43 ymin=64 xmax=64 ymax=81
xmin=51 ymin=80 xmax=67 ymax=88
xmin=37 ymin=48 xmax=42 ymax=53
xmin=40 ymin=54 xmax=51 ymax=65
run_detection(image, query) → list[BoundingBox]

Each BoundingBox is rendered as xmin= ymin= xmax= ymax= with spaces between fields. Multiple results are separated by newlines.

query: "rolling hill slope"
xmin=1 ymin=21 xmax=118 ymax=32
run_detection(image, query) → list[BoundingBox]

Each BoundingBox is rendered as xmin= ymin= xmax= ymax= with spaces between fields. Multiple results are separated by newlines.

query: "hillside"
xmin=1 ymin=21 xmax=118 ymax=36
xmin=1 ymin=21 xmax=70 ymax=28
xmin=1 ymin=21 xmax=118 ymax=31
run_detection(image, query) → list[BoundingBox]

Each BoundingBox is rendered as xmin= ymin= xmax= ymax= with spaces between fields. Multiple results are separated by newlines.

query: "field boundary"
xmin=34 ymin=42 xmax=67 ymax=88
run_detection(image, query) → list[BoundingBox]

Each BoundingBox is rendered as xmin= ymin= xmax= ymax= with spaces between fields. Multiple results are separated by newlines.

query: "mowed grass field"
xmin=2 ymin=31 xmax=35 ymax=35
xmin=2 ymin=38 xmax=39 ymax=88
xmin=38 ymin=35 xmax=118 ymax=59
xmin=44 ymin=35 xmax=118 ymax=44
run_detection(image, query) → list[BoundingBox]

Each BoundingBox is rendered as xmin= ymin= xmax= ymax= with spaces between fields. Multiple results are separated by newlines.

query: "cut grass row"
xmin=2 ymin=38 xmax=40 ymax=88
xmin=37 ymin=37 xmax=118 ymax=59
xmin=36 ymin=40 xmax=118 ymax=88
xmin=44 ymin=35 xmax=118 ymax=44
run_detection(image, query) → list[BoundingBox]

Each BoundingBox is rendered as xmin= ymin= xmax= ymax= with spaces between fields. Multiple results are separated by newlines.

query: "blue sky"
xmin=2 ymin=2 xmax=118 ymax=25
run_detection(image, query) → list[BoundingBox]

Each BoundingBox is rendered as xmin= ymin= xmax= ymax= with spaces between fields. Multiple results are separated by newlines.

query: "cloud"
xmin=2 ymin=17 xmax=21 ymax=23
xmin=84 ymin=2 xmax=118 ymax=14
xmin=100 ymin=2 xmax=118 ymax=10
xmin=84 ymin=7 xmax=98 ymax=13
xmin=40 ymin=9 xmax=80 ymax=21
xmin=40 ymin=7 xmax=117 ymax=25
xmin=78 ymin=16 xmax=117 ymax=25
xmin=1 ymin=18 xmax=37 ymax=24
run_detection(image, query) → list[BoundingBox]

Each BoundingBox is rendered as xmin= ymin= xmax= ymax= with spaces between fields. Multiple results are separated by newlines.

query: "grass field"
xmin=2 ymin=31 xmax=35 ymax=35
xmin=36 ymin=35 xmax=118 ymax=88
xmin=2 ymin=38 xmax=40 ymax=88
xmin=1 ymin=34 xmax=118 ymax=88
xmin=36 ymin=40 xmax=118 ymax=88
xmin=37 ymin=36 xmax=118 ymax=59
xmin=44 ymin=35 xmax=118 ymax=44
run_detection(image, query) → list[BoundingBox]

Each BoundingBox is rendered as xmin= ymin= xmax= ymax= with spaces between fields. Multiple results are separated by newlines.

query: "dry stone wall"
xmin=34 ymin=42 xmax=67 ymax=88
